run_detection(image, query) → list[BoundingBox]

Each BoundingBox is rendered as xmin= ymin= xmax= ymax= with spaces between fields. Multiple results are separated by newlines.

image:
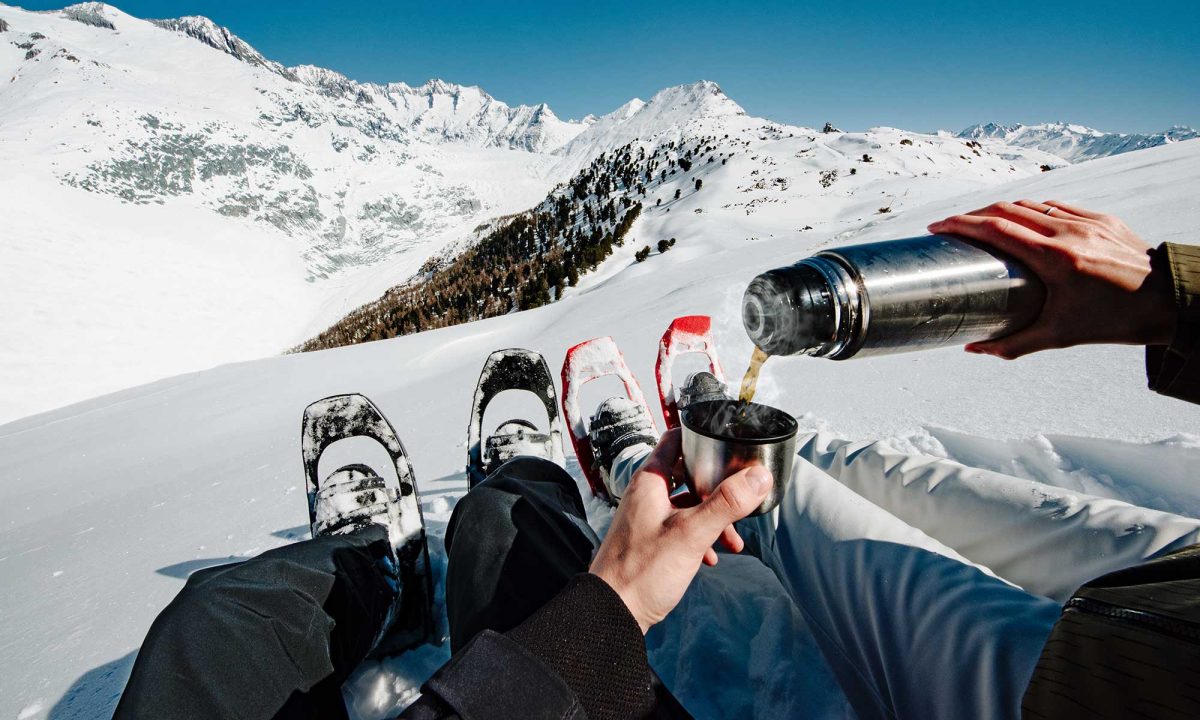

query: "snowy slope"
xmin=0 ymin=2 xmax=578 ymax=423
xmin=0 ymin=3 xmax=1121 ymax=427
xmin=304 ymin=80 xmax=1070 ymax=348
xmin=959 ymin=121 xmax=1200 ymax=163
xmin=2 ymin=139 xmax=1198 ymax=720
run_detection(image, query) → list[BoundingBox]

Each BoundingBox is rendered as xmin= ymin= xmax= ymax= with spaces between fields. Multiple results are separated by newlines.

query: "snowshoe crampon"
xmin=301 ymin=393 xmax=436 ymax=653
xmin=656 ymin=315 xmax=727 ymax=430
xmin=467 ymin=349 xmax=565 ymax=488
xmin=561 ymin=336 xmax=658 ymax=500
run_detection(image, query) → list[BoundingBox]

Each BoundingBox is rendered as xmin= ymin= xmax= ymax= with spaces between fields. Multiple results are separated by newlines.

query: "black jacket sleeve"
xmin=1146 ymin=242 xmax=1200 ymax=403
xmin=399 ymin=573 xmax=689 ymax=720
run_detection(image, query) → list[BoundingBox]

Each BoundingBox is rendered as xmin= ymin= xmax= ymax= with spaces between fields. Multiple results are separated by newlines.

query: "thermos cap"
xmin=742 ymin=262 xmax=845 ymax=357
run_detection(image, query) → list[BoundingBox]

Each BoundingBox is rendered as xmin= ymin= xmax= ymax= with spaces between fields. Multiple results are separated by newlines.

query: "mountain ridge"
xmin=958 ymin=121 xmax=1199 ymax=163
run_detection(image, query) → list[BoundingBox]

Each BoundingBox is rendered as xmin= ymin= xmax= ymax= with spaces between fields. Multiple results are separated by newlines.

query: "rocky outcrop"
xmin=61 ymin=3 xmax=116 ymax=30
xmin=151 ymin=15 xmax=298 ymax=80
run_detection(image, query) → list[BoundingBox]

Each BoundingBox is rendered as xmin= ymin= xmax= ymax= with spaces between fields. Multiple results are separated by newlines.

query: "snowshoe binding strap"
xmin=483 ymin=421 xmax=555 ymax=476
xmin=587 ymin=397 xmax=659 ymax=488
xmin=679 ymin=371 xmax=730 ymax=410
xmin=312 ymin=467 xmax=393 ymax=538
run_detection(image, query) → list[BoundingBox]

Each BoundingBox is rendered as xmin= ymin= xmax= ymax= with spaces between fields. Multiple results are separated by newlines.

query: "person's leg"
xmin=115 ymin=525 xmax=397 ymax=720
xmin=609 ymin=436 xmax=1056 ymax=719
xmin=606 ymin=443 xmax=654 ymax=500
xmin=757 ymin=459 xmax=1061 ymax=720
xmin=444 ymin=456 xmax=600 ymax=652
xmin=800 ymin=432 xmax=1200 ymax=601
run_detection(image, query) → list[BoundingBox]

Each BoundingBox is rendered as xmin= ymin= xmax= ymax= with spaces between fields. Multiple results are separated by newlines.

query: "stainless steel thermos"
xmin=741 ymin=234 xmax=1046 ymax=359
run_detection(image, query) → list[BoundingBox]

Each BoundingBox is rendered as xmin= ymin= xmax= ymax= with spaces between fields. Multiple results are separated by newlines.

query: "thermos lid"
xmin=742 ymin=262 xmax=844 ymax=356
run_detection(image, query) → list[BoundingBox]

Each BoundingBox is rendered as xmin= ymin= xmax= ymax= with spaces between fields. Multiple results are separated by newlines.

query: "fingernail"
xmin=747 ymin=466 xmax=772 ymax=493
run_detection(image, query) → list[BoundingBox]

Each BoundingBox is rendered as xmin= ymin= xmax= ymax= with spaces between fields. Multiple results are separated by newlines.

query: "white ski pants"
xmin=609 ymin=433 xmax=1200 ymax=720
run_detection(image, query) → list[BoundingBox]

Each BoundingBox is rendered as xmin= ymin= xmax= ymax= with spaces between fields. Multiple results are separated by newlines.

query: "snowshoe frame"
xmin=466 ymin=348 xmax=565 ymax=487
xmin=561 ymin=336 xmax=658 ymax=500
xmin=655 ymin=315 xmax=726 ymax=430
xmin=300 ymin=393 xmax=435 ymax=653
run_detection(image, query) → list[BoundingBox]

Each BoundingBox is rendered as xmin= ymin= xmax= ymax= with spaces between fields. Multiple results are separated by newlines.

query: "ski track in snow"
xmin=1 ymin=139 xmax=1198 ymax=719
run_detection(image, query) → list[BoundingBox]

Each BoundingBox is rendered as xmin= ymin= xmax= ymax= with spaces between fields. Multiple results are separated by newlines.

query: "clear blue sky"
xmin=17 ymin=0 xmax=1200 ymax=133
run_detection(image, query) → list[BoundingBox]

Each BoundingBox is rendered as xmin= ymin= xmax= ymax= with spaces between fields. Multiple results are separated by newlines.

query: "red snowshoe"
xmin=655 ymin=315 xmax=727 ymax=430
xmin=561 ymin=336 xmax=659 ymax=500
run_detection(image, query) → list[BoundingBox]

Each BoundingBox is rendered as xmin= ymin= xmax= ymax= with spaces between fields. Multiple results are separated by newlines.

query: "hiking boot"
xmin=589 ymin=397 xmax=658 ymax=500
xmin=484 ymin=418 xmax=561 ymax=471
xmin=678 ymin=370 xmax=730 ymax=412
xmin=312 ymin=463 xmax=406 ymax=562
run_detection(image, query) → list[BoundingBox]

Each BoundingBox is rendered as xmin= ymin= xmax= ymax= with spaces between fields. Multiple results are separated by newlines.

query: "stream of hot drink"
xmin=738 ymin=346 xmax=770 ymax=408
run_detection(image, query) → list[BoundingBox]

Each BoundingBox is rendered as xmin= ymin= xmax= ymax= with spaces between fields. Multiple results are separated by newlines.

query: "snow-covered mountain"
xmin=150 ymin=14 xmax=298 ymax=79
xmin=958 ymin=121 xmax=1200 ymax=163
xmin=552 ymin=80 xmax=747 ymax=172
xmin=0 ymin=1 xmax=1185 ymax=427
xmin=286 ymin=68 xmax=587 ymax=153
xmin=304 ymin=85 xmax=1070 ymax=350
xmin=0 ymin=1 xmax=585 ymax=421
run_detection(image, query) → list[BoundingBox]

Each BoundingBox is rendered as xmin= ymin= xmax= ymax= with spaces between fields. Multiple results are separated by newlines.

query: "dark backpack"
xmin=1023 ymin=544 xmax=1200 ymax=718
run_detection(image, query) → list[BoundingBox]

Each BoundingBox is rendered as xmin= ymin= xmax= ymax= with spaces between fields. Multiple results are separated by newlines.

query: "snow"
xmin=0 ymin=2 xmax=568 ymax=422
xmin=959 ymin=121 xmax=1200 ymax=163
xmin=2 ymin=3 xmax=1200 ymax=717
xmin=0 ymin=2 xmax=1093 ymax=426
xmin=2 ymin=135 xmax=1199 ymax=719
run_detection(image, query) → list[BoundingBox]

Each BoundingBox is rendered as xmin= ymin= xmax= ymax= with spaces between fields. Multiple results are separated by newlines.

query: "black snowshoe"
xmin=301 ymin=393 xmax=436 ymax=655
xmin=467 ymin=349 xmax=566 ymax=487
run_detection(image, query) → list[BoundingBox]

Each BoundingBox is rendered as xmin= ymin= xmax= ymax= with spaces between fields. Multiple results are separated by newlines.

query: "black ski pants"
xmin=114 ymin=457 xmax=599 ymax=720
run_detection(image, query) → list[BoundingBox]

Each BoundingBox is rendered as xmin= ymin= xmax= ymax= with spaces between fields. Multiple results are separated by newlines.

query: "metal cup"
xmin=679 ymin=399 xmax=797 ymax=516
